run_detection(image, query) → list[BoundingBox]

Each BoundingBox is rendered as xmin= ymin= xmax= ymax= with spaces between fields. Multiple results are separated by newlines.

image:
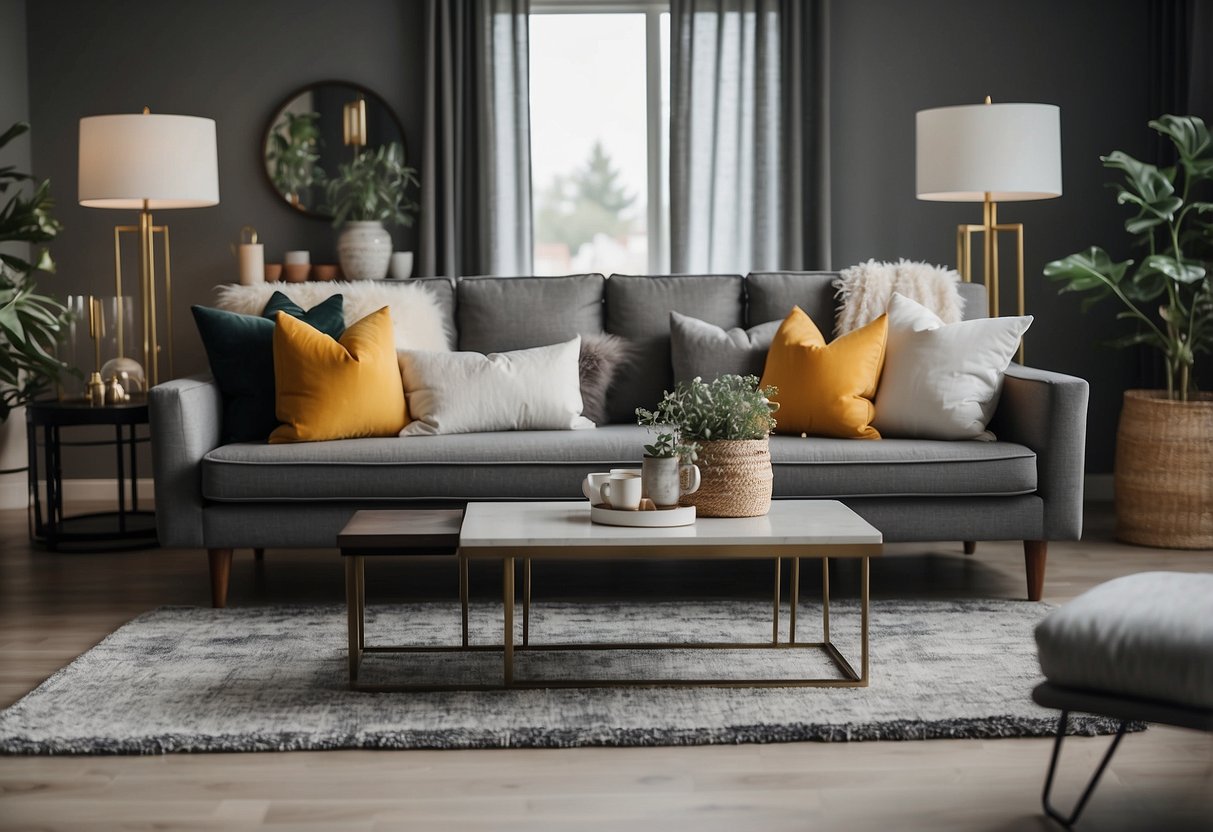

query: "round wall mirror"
xmin=262 ymin=81 xmax=407 ymax=219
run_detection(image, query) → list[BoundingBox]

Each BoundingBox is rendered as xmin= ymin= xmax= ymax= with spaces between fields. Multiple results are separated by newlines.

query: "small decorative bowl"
xmin=264 ymin=263 xmax=283 ymax=282
xmin=311 ymin=264 xmax=338 ymax=281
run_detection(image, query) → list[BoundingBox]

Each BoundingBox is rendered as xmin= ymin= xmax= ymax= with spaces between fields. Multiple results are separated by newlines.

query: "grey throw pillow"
xmin=670 ymin=311 xmax=781 ymax=383
xmin=579 ymin=333 xmax=634 ymax=425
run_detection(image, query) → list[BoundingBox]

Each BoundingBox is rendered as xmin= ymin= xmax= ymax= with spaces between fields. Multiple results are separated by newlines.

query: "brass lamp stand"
xmin=955 ymin=192 xmax=1025 ymax=319
xmin=113 ymin=199 xmax=173 ymax=387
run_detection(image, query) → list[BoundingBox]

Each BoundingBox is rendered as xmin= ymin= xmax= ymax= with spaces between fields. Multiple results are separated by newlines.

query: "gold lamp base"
xmin=113 ymin=201 xmax=173 ymax=388
xmin=955 ymin=193 xmax=1026 ymax=363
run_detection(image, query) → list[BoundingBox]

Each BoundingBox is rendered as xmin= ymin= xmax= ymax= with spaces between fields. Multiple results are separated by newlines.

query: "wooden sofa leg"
xmin=963 ymin=541 xmax=977 ymax=555
xmin=1024 ymin=541 xmax=1047 ymax=601
xmin=208 ymin=548 xmax=233 ymax=608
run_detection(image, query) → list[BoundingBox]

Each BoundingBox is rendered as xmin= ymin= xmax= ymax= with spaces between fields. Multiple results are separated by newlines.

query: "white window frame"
xmin=529 ymin=0 xmax=670 ymax=272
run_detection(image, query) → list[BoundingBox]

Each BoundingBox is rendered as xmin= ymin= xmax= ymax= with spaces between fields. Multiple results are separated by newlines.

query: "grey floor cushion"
xmin=1035 ymin=571 xmax=1213 ymax=709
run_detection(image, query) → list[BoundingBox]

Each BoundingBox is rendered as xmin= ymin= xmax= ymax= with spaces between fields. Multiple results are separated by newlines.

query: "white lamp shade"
xmin=916 ymin=103 xmax=1061 ymax=202
xmin=78 ymin=113 xmax=219 ymax=209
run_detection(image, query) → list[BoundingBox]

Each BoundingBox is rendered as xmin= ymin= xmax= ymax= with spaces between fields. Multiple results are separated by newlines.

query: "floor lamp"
xmin=78 ymin=109 xmax=219 ymax=387
xmin=915 ymin=99 xmax=1061 ymax=361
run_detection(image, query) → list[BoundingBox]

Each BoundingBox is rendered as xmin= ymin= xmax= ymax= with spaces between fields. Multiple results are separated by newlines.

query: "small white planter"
xmin=337 ymin=221 xmax=392 ymax=280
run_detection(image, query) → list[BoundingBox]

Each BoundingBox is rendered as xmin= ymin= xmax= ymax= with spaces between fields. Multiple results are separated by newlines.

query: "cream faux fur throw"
xmin=213 ymin=281 xmax=451 ymax=351
xmin=834 ymin=259 xmax=964 ymax=336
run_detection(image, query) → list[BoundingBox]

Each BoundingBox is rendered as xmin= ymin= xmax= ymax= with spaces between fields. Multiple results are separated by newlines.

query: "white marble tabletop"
xmin=459 ymin=500 xmax=882 ymax=550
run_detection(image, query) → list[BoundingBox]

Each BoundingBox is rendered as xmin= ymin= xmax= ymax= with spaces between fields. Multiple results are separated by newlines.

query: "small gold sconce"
xmin=343 ymin=97 xmax=367 ymax=149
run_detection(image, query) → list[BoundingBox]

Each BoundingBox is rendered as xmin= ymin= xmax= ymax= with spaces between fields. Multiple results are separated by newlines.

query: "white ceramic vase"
xmin=337 ymin=221 xmax=392 ymax=280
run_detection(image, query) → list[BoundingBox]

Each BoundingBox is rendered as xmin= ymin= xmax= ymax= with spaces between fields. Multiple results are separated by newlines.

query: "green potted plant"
xmin=637 ymin=374 xmax=778 ymax=517
xmin=0 ymin=122 xmax=71 ymax=507
xmin=325 ymin=142 xmax=419 ymax=280
xmin=1044 ymin=114 xmax=1212 ymax=548
xmin=266 ymin=110 xmax=325 ymax=210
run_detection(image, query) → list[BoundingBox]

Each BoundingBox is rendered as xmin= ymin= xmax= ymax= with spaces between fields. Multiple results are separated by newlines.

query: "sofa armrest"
xmin=149 ymin=375 xmax=222 ymax=548
xmin=989 ymin=364 xmax=1090 ymax=540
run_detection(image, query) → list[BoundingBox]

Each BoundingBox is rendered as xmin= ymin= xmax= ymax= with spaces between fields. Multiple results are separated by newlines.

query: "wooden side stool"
xmin=337 ymin=509 xmax=465 ymax=688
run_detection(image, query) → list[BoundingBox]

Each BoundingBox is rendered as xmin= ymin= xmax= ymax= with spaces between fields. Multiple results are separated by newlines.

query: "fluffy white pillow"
xmin=873 ymin=293 xmax=1032 ymax=441
xmin=399 ymin=337 xmax=595 ymax=436
xmin=214 ymin=280 xmax=451 ymax=351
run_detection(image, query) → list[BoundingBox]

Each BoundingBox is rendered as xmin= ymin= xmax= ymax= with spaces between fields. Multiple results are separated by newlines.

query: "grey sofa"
xmin=150 ymin=273 xmax=1089 ymax=607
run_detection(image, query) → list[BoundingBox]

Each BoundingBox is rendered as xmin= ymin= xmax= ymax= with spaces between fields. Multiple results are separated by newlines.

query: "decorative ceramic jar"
xmin=338 ymin=221 xmax=392 ymax=280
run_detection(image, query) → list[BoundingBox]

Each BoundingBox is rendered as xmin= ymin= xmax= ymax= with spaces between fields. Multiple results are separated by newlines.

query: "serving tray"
xmin=589 ymin=504 xmax=696 ymax=527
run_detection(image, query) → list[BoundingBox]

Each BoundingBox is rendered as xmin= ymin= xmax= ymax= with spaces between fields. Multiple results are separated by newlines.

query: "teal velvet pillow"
xmin=192 ymin=292 xmax=345 ymax=442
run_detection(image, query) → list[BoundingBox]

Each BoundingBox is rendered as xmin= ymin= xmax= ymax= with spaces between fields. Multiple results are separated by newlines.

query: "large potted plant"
xmin=325 ymin=142 xmax=419 ymax=280
xmin=0 ymin=122 xmax=71 ymax=508
xmin=1045 ymin=114 xmax=1212 ymax=548
xmin=637 ymin=374 xmax=778 ymax=517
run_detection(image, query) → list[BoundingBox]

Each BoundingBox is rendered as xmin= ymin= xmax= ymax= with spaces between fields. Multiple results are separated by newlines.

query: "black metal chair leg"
xmin=1042 ymin=710 xmax=1130 ymax=827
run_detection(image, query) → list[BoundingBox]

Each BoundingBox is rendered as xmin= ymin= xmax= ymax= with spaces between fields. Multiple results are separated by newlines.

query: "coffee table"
xmin=459 ymin=500 xmax=882 ymax=689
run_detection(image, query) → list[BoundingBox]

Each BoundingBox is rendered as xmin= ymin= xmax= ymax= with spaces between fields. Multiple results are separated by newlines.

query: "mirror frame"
xmin=261 ymin=79 xmax=409 ymax=220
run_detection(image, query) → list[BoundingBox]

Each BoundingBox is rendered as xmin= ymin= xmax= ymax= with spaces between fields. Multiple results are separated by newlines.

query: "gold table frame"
xmin=344 ymin=541 xmax=877 ymax=692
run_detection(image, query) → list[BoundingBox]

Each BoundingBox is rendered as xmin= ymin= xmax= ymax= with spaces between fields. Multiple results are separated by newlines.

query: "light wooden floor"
xmin=1 ymin=502 xmax=1211 ymax=831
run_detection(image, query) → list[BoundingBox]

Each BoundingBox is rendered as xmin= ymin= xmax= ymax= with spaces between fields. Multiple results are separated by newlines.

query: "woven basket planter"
xmin=1114 ymin=390 xmax=1213 ymax=549
xmin=679 ymin=438 xmax=773 ymax=517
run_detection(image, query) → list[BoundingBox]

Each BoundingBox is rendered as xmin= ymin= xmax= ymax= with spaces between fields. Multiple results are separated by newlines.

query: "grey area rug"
xmin=0 ymin=599 xmax=1134 ymax=754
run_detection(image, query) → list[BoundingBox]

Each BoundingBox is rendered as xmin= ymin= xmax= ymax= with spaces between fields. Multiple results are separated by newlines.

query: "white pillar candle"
xmin=238 ymin=243 xmax=265 ymax=285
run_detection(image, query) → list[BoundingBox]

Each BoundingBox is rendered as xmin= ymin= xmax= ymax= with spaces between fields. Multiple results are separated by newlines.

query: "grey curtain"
xmin=670 ymin=0 xmax=829 ymax=274
xmin=420 ymin=0 xmax=533 ymax=278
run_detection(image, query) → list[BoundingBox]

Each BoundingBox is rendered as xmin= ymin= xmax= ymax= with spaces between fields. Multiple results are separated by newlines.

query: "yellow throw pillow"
xmin=759 ymin=306 xmax=888 ymax=439
xmin=269 ymin=306 xmax=407 ymax=443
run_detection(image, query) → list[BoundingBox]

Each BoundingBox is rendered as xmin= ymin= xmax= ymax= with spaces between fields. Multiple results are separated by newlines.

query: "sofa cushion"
xmin=269 ymin=308 xmax=406 ymax=443
xmin=1035 ymin=572 xmax=1213 ymax=710
xmin=745 ymin=271 xmax=990 ymax=327
xmin=457 ymin=274 xmax=604 ymax=353
xmin=605 ymin=274 xmax=744 ymax=423
xmin=202 ymin=427 xmax=1036 ymax=501
xmin=770 ymin=436 xmax=1036 ymax=497
xmin=670 ymin=311 xmax=781 ymax=384
xmin=191 ymin=294 xmax=346 ymax=444
xmin=399 ymin=337 xmax=594 ymax=435
xmin=746 ymin=271 xmax=838 ymax=327
xmin=873 ymin=293 xmax=1032 ymax=441
xmin=761 ymin=307 xmax=888 ymax=439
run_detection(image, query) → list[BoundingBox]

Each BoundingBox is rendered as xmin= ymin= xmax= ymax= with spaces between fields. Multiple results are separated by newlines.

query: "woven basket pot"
xmin=1114 ymin=389 xmax=1213 ymax=549
xmin=679 ymin=438 xmax=773 ymax=518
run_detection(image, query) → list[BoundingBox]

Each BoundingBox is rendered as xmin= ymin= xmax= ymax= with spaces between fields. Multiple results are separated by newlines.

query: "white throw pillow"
xmin=399 ymin=337 xmax=595 ymax=436
xmin=873 ymin=293 xmax=1032 ymax=441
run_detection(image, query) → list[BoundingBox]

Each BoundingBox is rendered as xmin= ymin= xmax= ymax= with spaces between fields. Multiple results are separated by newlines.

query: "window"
xmin=529 ymin=2 xmax=670 ymax=276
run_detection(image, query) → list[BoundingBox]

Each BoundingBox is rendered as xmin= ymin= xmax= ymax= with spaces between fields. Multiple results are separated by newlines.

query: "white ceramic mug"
xmin=599 ymin=472 xmax=643 ymax=511
xmin=642 ymin=457 xmax=701 ymax=508
xmin=582 ymin=472 xmax=612 ymax=504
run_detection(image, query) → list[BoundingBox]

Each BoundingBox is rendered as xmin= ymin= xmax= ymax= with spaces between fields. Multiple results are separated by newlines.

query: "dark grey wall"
xmin=831 ymin=0 xmax=1154 ymax=473
xmin=25 ymin=0 xmax=425 ymax=479
xmin=1 ymin=0 xmax=30 ymax=264
xmin=26 ymin=0 xmax=425 ymax=384
xmin=25 ymin=0 xmax=1164 ymax=476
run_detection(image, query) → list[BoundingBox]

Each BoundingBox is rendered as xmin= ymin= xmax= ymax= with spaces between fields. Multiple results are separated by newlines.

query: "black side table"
xmin=26 ymin=399 xmax=158 ymax=551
